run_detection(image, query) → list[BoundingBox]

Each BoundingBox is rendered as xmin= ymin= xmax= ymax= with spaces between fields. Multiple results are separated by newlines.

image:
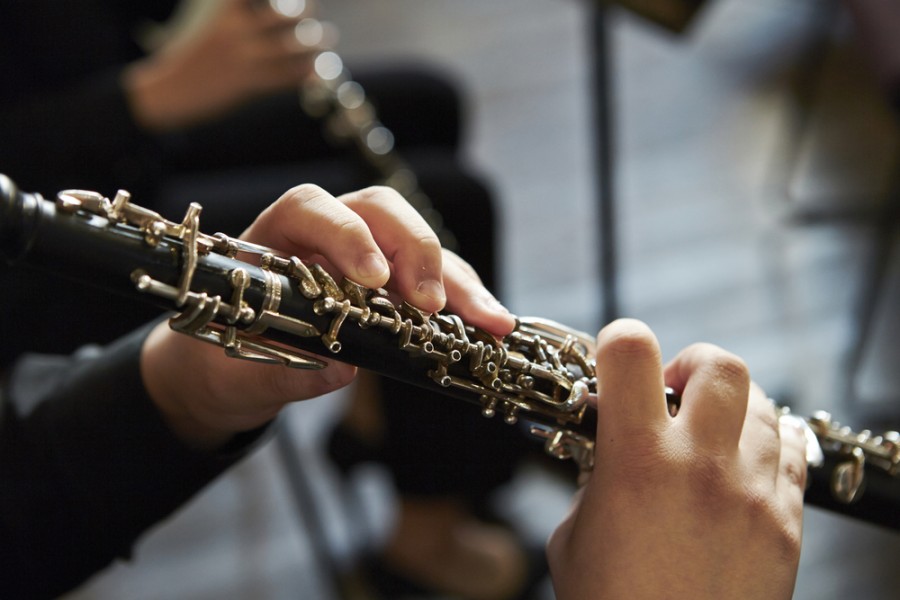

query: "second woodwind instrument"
xmin=279 ymin=4 xmax=459 ymax=250
xmin=1 ymin=175 xmax=898 ymax=530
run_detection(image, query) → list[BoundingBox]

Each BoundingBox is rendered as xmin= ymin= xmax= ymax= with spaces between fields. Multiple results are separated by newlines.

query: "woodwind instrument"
xmin=272 ymin=1 xmax=459 ymax=250
xmin=1 ymin=175 xmax=898 ymax=530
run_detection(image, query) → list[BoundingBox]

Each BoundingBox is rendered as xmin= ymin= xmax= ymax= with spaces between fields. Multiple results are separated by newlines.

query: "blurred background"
xmin=61 ymin=0 xmax=899 ymax=598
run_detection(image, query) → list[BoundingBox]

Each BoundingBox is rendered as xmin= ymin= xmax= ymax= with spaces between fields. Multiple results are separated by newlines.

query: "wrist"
xmin=150 ymin=386 xmax=235 ymax=452
xmin=140 ymin=322 xmax=235 ymax=451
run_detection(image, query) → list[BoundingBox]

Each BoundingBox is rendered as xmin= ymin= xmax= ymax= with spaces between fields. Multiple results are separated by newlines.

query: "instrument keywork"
xmin=1 ymin=175 xmax=897 ymax=530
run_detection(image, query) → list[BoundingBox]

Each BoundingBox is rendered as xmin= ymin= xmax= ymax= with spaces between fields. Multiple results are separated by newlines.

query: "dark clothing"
xmin=0 ymin=0 xmax=179 ymax=200
xmin=0 ymin=324 xmax=264 ymax=600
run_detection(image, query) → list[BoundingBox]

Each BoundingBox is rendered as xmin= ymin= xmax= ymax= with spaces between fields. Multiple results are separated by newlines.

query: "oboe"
xmin=1 ymin=175 xmax=898 ymax=530
xmin=277 ymin=4 xmax=459 ymax=250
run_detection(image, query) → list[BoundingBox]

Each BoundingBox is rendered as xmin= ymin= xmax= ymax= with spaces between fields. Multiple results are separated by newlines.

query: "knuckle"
xmin=740 ymin=486 xmax=772 ymax=521
xmin=334 ymin=215 xmax=365 ymax=237
xmin=363 ymin=184 xmax=396 ymax=197
xmin=349 ymin=185 xmax=397 ymax=206
xmin=686 ymin=455 xmax=735 ymax=504
xmin=740 ymin=483 xmax=802 ymax=560
xmin=415 ymin=232 xmax=442 ymax=253
xmin=779 ymin=520 xmax=803 ymax=559
xmin=279 ymin=183 xmax=330 ymax=209
xmin=444 ymin=250 xmax=477 ymax=274
xmin=782 ymin=459 xmax=807 ymax=489
xmin=749 ymin=398 xmax=780 ymax=431
xmin=705 ymin=352 xmax=750 ymax=387
xmin=767 ymin=510 xmax=803 ymax=563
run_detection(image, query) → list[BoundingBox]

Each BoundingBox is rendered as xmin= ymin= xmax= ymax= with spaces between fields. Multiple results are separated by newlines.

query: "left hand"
xmin=140 ymin=185 xmax=515 ymax=449
xmin=547 ymin=319 xmax=807 ymax=600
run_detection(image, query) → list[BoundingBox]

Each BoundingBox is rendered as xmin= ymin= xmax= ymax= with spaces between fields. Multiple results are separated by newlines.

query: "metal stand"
xmin=591 ymin=1 xmax=620 ymax=325
xmin=274 ymin=419 xmax=348 ymax=599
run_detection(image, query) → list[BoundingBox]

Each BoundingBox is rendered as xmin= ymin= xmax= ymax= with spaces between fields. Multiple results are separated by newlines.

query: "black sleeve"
xmin=0 ymin=69 xmax=166 ymax=199
xmin=0 ymin=0 xmax=177 ymax=199
xmin=111 ymin=0 xmax=180 ymax=24
xmin=0 ymin=323 xmax=269 ymax=599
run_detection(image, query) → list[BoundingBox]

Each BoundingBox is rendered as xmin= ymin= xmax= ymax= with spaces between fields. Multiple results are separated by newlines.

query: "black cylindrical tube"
xmin=805 ymin=455 xmax=900 ymax=530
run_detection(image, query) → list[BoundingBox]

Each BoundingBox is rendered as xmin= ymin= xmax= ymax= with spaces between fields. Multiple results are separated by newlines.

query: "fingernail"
xmin=356 ymin=252 xmax=389 ymax=280
xmin=416 ymin=279 xmax=446 ymax=304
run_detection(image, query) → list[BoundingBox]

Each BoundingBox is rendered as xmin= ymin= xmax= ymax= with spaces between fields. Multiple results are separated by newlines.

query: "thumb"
xmin=255 ymin=359 xmax=357 ymax=406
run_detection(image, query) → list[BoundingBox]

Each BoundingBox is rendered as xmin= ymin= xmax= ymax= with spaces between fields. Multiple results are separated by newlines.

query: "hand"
xmin=547 ymin=319 xmax=807 ymax=600
xmin=140 ymin=185 xmax=515 ymax=449
xmin=124 ymin=0 xmax=321 ymax=132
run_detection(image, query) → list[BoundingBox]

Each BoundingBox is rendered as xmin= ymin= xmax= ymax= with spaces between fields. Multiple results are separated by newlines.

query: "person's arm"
xmin=547 ymin=319 xmax=807 ymax=600
xmin=0 ymin=69 xmax=166 ymax=197
xmin=0 ymin=323 xmax=260 ymax=600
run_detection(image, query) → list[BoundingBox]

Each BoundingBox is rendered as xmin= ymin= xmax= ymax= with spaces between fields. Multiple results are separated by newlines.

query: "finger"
xmin=339 ymin=186 xmax=447 ymax=313
xmin=241 ymin=184 xmax=391 ymax=289
xmin=594 ymin=319 xmax=669 ymax=437
xmin=775 ymin=415 xmax=809 ymax=504
xmin=772 ymin=415 xmax=808 ymax=550
xmin=243 ymin=18 xmax=318 ymax=73
xmin=252 ymin=24 xmax=320 ymax=58
xmin=665 ymin=342 xmax=750 ymax=453
xmin=261 ymin=360 xmax=357 ymax=405
xmin=739 ymin=384 xmax=782 ymax=477
xmin=442 ymin=251 xmax=515 ymax=337
xmin=246 ymin=2 xmax=311 ymax=48
xmin=737 ymin=386 xmax=784 ymax=499
xmin=252 ymin=48 xmax=316 ymax=88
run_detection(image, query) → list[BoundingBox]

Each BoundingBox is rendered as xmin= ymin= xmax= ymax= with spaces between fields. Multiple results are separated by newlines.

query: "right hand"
xmin=140 ymin=184 xmax=515 ymax=450
xmin=124 ymin=0 xmax=321 ymax=132
xmin=547 ymin=319 xmax=807 ymax=600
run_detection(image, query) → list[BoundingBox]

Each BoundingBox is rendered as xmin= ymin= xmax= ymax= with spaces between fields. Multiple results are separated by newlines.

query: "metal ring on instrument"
xmin=244 ymin=269 xmax=282 ymax=335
